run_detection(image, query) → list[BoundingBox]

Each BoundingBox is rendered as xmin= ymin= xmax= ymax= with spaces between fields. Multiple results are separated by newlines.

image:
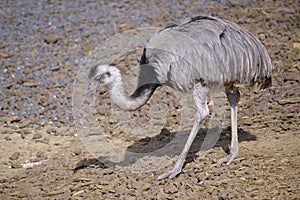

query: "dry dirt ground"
xmin=0 ymin=0 xmax=299 ymax=199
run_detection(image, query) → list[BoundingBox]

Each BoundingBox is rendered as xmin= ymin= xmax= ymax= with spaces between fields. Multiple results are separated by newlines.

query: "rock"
xmin=42 ymin=137 xmax=50 ymax=144
xmin=2 ymin=102 xmax=9 ymax=110
xmin=32 ymin=65 xmax=46 ymax=72
xmin=9 ymin=152 xmax=20 ymax=160
xmin=18 ymin=120 xmax=32 ymax=128
xmin=141 ymin=183 xmax=152 ymax=191
xmin=0 ymin=111 xmax=6 ymax=117
xmin=32 ymin=133 xmax=43 ymax=140
xmin=51 ymin=66 xmax=60 ymax=71
xmin=73 ymin=148 xmax=82 ymax=156
xmin=132 ymin=181 xmax=143 ymax=190
xmin=293 ymin=42 xmax=300 ymax=49
xmin=30 ymin=157 xmax=45 ymax=162
xmin=15 ymin=102 xmax=23 ymax=110
xmin=218 ymin=190 xmax=229 ymax=200
xmin=23 ymin=82 xmax=41 ymax=87
xmin=36 ymin=151 xmax=45 ymax=158
xmin=58 ymin=127 xmax=70 ymax=136
xmin=10 ymin=163 xmax=23 ymax=169
xmin=255 ymin=179 xmax=264 ymax=185
xmin=5 ymin=116 xmax=21 ymax=124
xmin=0 ymin=130 xmax=8 ymax=134
xmin=102 ymin=168 xmax=114 ymax=175
xmin=163 ymin=183 xmax=178 ymax=194
xmin=4 ymin=135 xmax=11 ymax=141
xmin=277 ymin=97 xmax=300 ymax=105
xmin=259 ymin=33 xmax=266 ymax=40
xmin=46 ymin=128 xmax=57 ymax=135
xmin=0 ymin=51 xmax=18 ymax=58
xmin=23 ymin=68 xmax=32 ymax=74
xmin=102 ymin=175 xmax=113 ymax=183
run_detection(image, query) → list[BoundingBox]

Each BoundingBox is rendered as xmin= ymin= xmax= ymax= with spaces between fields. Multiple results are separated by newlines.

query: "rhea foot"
xmin=218 ymin=151 xmax=239 ymax=165
xmin=157 ymin=159 xmax=184 ymax=180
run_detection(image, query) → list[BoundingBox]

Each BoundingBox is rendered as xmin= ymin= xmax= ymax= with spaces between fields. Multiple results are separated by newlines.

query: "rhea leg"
xmin=218 ymin=86 xmax=240 ymax=165
xmin=157 ymin=83 xmax=209 ymax=180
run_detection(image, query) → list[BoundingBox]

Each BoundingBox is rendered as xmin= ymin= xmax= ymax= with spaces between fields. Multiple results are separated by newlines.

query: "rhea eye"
xmin=104 ymin=72 xmax=111 ymax=77
xmin=95 ymin=75 xmax=103 ymax=82
xmin=95 ymin=72 xmax=111 ymax=83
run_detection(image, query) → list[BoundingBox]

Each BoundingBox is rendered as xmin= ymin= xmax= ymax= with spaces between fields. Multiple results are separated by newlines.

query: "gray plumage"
xmin=139 ymin=16 xmax=272 ymax=91
xmin=89 ymin=15 xmax=273 ymax=180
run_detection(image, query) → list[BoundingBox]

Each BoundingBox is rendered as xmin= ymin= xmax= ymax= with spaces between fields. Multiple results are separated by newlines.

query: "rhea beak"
xmin=87 ymin=80 xmax=98 ymax=95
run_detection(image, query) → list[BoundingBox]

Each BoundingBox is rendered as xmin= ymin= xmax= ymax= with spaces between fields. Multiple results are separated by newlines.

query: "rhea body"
xmin=89 ymin=16 xmax=273 ymax=180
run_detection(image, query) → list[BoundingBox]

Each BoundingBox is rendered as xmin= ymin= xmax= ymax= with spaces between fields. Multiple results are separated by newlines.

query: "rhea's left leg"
xmin=218 ymin=86 xmax=240 ymax=165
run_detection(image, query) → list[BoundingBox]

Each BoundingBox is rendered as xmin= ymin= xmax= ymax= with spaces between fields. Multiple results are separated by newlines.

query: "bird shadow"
xmin=73 ymin=126 xmax=256 ymax=173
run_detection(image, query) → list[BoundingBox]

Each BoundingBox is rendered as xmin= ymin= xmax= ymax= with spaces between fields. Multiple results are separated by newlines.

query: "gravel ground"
xmin=0 ymin=0 xmax=299 ymax=199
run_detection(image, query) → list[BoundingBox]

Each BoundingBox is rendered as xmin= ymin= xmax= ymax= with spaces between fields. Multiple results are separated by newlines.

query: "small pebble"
xmin=46 ymin=128 xmax=57 ymax=135
xmin=4 ymin=135 xmax=11 ymax=141
xmin=219 ymin=190 xmax=229 ymax=200
xmin=32 ymin=133 xmax=42 ymax=140
xmin=5 ymin=116 xmax=21 ymax=124
xmin=73 ymin=148 xmax=82 ymax=156
xmin=9 ymin=152 xmax=20 ymax=160
xmin=163 ymin=183 xmax=178 ymax=194
xmin=36 ymin=151 xmax=45 ymax=158
xmin=141 ymin=183 xmax=152 ymax=191
xmin=10 ymin=163 xmax=22 ymax=169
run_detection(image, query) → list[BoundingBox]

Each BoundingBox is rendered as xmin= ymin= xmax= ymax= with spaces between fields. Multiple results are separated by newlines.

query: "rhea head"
xmin=88 ymin=64 xmax=121 ymax=90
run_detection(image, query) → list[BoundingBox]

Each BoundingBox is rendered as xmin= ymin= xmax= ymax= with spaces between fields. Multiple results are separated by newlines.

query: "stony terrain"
xmin=0 ymin=0 xmax=299 ymax=199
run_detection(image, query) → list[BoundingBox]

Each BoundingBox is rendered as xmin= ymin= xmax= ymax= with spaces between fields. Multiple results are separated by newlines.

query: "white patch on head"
xmin=89 ymin=64 xmax=121 ymax=88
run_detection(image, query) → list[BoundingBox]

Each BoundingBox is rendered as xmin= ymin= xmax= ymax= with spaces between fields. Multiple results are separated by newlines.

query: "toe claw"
xmin=156 ymin=172 xmax=169 ymax=180
xmin=218 ymin=153 xmax=238 ymax=165
xmin=157 ymin=169 xmax=180 ymax=180
xmin=157 ymin=162 xmax=183 ymax=180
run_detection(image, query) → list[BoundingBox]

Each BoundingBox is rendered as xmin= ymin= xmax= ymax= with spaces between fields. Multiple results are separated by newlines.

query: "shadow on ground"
xmin=74 ymin=127 xmax=256 ymax=172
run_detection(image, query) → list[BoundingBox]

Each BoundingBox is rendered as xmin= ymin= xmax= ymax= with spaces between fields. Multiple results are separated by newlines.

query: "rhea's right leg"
xmin=218 ymin=86 xmax=240 ymax=165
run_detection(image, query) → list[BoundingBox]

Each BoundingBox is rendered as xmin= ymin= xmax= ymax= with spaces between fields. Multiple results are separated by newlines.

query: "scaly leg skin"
xmin=157 ymin=83 xmax=209 ymax=180
xmin=218 ymin=86 xmax=240 ymax=165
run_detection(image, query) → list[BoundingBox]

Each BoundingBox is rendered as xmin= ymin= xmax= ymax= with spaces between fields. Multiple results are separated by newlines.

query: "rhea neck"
xmin=107 ymin=69 xmax=160 ymax=111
